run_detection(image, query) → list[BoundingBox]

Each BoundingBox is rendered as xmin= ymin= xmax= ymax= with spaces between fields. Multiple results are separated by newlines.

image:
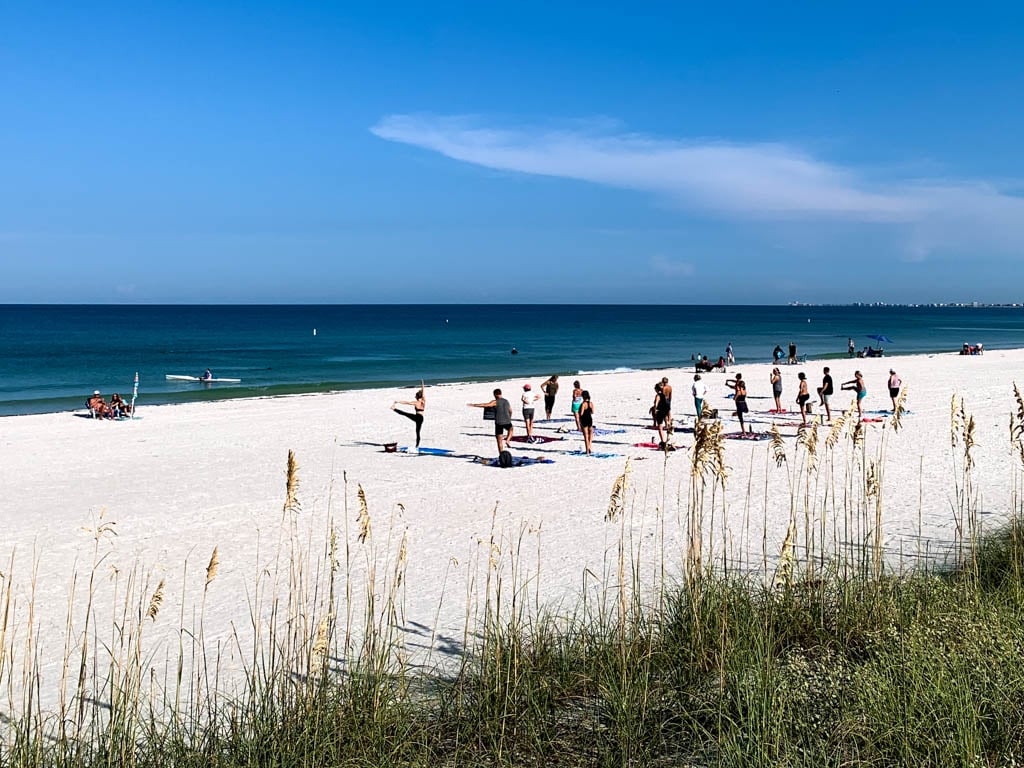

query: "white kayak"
xmin=165 ymin=374 xmax=242 ymax=383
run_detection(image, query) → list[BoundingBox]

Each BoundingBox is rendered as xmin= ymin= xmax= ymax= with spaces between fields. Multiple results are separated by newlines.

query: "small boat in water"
xmin=165 ymin=374 xmax=241 ymax=383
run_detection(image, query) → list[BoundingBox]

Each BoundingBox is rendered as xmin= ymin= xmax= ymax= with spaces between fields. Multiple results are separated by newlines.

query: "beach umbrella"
xmin=867 ymin=334 xmax=893 ymax=344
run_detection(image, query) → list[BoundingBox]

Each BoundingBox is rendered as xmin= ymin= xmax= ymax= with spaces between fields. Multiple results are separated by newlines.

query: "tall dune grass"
xmin=1 ymin=387 xmax=1023 ymax=765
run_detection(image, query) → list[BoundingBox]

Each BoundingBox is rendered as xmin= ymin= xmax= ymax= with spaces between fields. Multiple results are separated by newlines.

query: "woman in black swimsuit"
xmin=796 ymin=372 xmax=810 ymax=426
xmin=726 ymin=373 xmax=749 ymax=434
xmin=392 ymin=385 xmax=426 ymax=449
xmin=578 ymin=390 xmax=595 ymax=455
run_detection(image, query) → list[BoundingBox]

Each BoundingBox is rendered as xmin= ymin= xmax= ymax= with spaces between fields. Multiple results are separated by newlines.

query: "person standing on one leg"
xmin=391 ymin=383 xmax=426 ymax=449
xmin=540 ymin=374 xmax=559 ymax=420
xmin=841 ymin=371 xmax=867 ymax=419
xmin=469 ymin=388 xmax=514 ymax=454
xmin=817 ymin=367 xmax=834 ymax=422
xmin=692 ymin=374 xmax=706 ymax=420
xmin=726 ymin=373 xmax=749 ymax=434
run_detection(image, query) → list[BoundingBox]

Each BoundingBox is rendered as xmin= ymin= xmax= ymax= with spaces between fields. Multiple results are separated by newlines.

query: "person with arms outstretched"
xmin=726 ymin=373 xmax=749 ymax=434
xmin=469 ymin=389 xmax=514 ymax=454
xmin=392 ymin=382 xmax=426 ymax=449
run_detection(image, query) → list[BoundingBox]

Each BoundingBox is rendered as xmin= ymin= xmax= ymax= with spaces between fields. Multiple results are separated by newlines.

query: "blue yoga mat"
xmin=400 ymin=447 xmax=453 ymax=455
xmin=477 ymin=456 xmax=555 ymax=467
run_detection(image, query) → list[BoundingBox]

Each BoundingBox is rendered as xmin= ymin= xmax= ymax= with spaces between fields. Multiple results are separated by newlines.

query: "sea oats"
xmin=357 ymin=485 xmax=371 ymax=544
xmin=204 ymin=547 xmax=219 ymax=590
xmin=771 ymin=423 xmax=787 ymax=468
xmin=283 ymin=449 xmax=300 ymax=515
xmin=890 ymin=385 xmax=908 ymax=432
xmin=312 ymin=617 xmax=329 ymax=660
xmin=147 ymin=579 xmax=165 ymax=621
xmin=606 ymin=458 xmax=632 ymax=522
xmin=775 ymin=520 xmax=796 ymax=589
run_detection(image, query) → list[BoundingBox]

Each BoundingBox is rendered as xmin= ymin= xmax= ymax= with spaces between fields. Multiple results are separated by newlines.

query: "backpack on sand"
xmin=498 ymin=450 xmax=513 ymax=468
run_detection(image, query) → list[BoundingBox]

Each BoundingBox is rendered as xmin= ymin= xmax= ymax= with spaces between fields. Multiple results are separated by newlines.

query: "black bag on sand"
xmin=498 ymin=450 xmax=513 ymax=468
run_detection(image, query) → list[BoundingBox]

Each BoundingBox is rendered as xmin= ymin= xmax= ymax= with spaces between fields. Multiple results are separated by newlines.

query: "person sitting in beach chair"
xmin=86 ymin=391 xmax=113 ymax=419
xmin=109 ymin=393 xmax=131 ymax=419
xmin=714 ymin=356 xmax=727 ymax=372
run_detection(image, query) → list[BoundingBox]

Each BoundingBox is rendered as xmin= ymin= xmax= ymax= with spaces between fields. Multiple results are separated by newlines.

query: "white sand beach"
xmin=2 ymin=348 xmax=1022 ymax=712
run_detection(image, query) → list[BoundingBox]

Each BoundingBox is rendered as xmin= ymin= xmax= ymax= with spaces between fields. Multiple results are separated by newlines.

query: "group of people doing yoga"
xmin=388 ymin=363 xmax=904 ymax=454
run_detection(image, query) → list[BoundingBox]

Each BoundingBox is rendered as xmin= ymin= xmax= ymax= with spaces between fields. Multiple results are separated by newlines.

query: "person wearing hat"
xmin=887 ymin=369 xmax=903 ymax=412
xmin=521 ymin=384 xmax=541 ymax=442
xmin=86 ymin=390 xmax=112 ymax=419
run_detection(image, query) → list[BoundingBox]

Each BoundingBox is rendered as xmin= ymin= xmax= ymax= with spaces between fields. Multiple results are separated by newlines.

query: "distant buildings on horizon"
xmin=787 ymin=301 xmax=1024 ymax=308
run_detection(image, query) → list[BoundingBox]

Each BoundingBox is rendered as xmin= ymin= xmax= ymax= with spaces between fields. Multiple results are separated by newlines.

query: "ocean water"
xmin=2 ymin=304 xmax=1022 ymax=416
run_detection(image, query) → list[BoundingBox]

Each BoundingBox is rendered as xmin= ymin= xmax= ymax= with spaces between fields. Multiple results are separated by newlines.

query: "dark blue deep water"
xmin=2 ymin=304 xmax=1022 ymax=416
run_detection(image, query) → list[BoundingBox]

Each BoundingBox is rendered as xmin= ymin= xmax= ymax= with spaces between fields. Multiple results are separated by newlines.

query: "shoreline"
xmin=1 ymin=344 xmax=1005 ymax=419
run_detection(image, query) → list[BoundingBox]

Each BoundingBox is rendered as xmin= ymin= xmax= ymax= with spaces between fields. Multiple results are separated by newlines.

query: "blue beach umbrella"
xmin=867 ymin=334 xmax=893 ymax=344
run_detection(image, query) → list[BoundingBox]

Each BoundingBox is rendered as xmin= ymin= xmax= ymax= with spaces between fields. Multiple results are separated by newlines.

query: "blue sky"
xmin=2 ymin=1 xmax=1022 ymax=303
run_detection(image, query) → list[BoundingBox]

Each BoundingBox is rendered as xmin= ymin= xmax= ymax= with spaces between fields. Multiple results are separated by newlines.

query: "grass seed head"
xmin=205 ymin=547 xmax=219 ymax=590
xmin=771 ymin=423 xmax=787 ymax=468
xmin=283 ymin=450 xmax=300 ymax=515
xmin=357 ymin=485 xmax=371 ymax=544
xmin=147 ymin=579 xmax=165 ymax=621
xmin=606 ymin=458 xmax=632 ymax=521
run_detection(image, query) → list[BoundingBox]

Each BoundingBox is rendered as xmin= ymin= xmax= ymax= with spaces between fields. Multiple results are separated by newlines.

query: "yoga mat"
xmin=477 ymin=456 xmax=555 ymax=467
xmin=400 ymin=446 xmax=453 ymax=455
xmin=724 ymin=432 xmax=773 ymax=441
xmin=509 ymin=435 xmax=563 ymax=443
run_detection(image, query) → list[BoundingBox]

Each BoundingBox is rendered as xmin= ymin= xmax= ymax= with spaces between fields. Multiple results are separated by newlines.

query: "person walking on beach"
xmin=521 ymin=384 xmax=541 ymax=441
xmin=578 ymin=391 xmax=595 ymax=455
xmin=571 ymin=380 xmax=584 ymax=430
xmin=660 ymin=376 xmax=674 ymax=433
xmin=726 ymin=342 xmax=735 ymax=366
xmin=841 ymin=371 xmax=867 ymax=418
xmin=770 ymin=367 xmax=784 ymax=413
xmin=692 ymin=374 xmax=706 ymax=419
xmin=887 ymin=369 xmax=903 ymax=412
xmin=788 ymin=342 xmax=798 ymax=365
xmin=469 ymin=389 xmax=514 ymax=454
xmin=391 ymin=383 xmax=426 ymax=449
xmin=796 ymin=372 xmax=810 ymax=426
xmin=817 ymin=366 xmax=834 ymax=421
xmin=726 ymin=373 xmax=749 ymax=434
xmin=541 ymin=374 xmax=559 ymax=420
xmin=848 ymin=338 xmax=856 ymax=358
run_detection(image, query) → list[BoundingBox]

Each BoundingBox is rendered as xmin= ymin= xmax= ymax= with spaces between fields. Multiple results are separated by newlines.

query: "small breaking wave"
xmin=575 ymin=367 xmax=638 ymax=375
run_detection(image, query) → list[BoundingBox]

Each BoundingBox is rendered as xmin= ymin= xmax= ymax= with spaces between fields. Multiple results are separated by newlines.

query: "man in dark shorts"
xmin=817 ymin=366 xmax=834 ymax=421
xmin=469 ymin=388 xmax=514 ymax=453
xmin=541 ymin=374 xmax=559 ymax=420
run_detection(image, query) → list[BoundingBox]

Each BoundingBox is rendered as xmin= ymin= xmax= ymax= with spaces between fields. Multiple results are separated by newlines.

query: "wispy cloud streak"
xmin=371 ymin=114 xmax=1024 ymax=256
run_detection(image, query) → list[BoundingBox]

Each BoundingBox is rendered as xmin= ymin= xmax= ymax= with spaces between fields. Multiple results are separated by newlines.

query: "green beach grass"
xmin=2 ymin=388 xmax=1024 ymax=766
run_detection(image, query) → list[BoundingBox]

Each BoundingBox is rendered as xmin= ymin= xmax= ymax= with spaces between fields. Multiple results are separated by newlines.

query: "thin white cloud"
xmin=651 ymin=254 xmax=695 ymax=278
xmin=371 ymin=115 xmax=1024 ymax=257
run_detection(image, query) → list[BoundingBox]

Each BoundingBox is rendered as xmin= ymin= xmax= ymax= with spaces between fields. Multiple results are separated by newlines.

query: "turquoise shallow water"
xmin=2 ymin=304 xmax=1022 ymax=416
